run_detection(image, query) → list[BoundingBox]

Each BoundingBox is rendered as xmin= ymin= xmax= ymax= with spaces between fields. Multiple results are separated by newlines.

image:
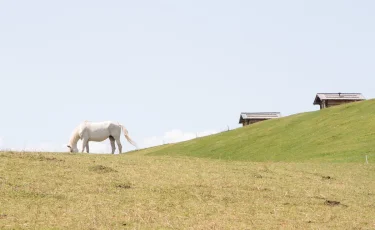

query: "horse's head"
xmin=67 ymin=145 xmax=78 ymax=153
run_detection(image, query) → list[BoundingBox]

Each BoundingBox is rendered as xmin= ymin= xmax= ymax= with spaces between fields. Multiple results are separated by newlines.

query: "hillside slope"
xmin=133 ymin=99 xmax=375 ymax=162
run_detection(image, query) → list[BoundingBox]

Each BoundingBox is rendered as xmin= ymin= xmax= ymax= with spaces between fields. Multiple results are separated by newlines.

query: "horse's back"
xmin=83 ymin=120 xmax=114 ymax=128
xmin=81 ymin=121 xmax=121 ymax=141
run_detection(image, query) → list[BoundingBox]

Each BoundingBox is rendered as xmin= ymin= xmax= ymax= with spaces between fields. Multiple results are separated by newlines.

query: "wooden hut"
xmin=238 ymin=112 xmax=281 ymax=127
xmin=313 ymin=93 xmax=365 ymax=109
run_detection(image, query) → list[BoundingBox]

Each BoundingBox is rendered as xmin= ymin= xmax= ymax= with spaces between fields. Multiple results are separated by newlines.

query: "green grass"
xmin=133 ymin=99 xmax=375 ymax=163
xmin=1 ymin=100 xmax=375 ymax=229
xmin=1 ymin=152 xmax=374 ymax=229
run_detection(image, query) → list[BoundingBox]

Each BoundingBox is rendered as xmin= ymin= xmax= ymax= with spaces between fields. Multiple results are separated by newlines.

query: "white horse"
xmin=66 ymin=120 xmax=138 ymax=154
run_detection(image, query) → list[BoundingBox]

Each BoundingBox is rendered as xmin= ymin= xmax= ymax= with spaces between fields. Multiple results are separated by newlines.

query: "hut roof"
xmin=313 ymin=93 xmax=365 ymax=105
xmin=239 ymin=112 xmax=281 ymax=124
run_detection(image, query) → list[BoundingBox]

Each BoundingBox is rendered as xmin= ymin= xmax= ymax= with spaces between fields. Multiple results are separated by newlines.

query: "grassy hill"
xmin=132 ymin=99 xmax=375 ymax=163
xmin=1 ymin=100 xmax=375 ymax=229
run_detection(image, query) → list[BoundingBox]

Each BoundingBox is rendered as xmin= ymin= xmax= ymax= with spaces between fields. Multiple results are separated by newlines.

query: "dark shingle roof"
xmin=239 ymin=112 xmax=281 ymax=123
xmin=313 ymin=93 xmax=365 ymax=105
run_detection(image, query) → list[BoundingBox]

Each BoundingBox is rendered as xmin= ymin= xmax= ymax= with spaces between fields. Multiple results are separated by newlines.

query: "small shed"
xmin=313 ymin=93 xmax=365 ymax=109
xmin=238 ymin=112 xmax=282 ymax=127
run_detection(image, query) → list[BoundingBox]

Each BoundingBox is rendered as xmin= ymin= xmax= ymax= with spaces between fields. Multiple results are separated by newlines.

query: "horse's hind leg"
xmin=115 ymin=137 xmax=122 ymax=154
xmin=109 ymin=136 xmax=116 ymax=154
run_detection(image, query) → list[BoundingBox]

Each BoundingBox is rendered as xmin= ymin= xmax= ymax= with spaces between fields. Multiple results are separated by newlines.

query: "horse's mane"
xmin=68 ymin=126 xmax=80 ymax=146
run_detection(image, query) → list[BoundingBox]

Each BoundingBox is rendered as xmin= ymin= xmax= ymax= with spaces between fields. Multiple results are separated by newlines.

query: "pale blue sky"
xmin=1 ymin=0 xmax=374 ymax=152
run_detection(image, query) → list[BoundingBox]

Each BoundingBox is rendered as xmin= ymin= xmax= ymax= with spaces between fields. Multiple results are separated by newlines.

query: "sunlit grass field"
xmin=1 ymin=152 xmax=374 ymax=229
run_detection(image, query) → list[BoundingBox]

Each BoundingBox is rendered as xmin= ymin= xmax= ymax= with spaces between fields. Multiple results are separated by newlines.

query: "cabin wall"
xmin=242 ymin=119 xmax=268 ymax=126
xmin=319 ymin=99 xmax=362 ymax=109
xmin=242 ymin=120 xmax=251 ymax=126
xmin=326 ymin=99 xmax=359 ymax=108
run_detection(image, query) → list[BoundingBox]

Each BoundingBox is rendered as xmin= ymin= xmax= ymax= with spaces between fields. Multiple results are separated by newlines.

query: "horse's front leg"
xmin=109 ymin=136 xmax=116 ymax=154
xmin=86 ymin=141 xmax=89 ymax=153
xmin=81 ymin=138 xmax=88 ymax=153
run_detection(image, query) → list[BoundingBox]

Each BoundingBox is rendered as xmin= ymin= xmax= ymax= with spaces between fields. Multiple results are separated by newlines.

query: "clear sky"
xmin=1 ymin=0 xmax=374 ymax=153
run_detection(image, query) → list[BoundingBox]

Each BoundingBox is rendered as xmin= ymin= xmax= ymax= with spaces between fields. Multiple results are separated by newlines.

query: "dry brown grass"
xmin=0 ymin=151 xmax=374 ymax=229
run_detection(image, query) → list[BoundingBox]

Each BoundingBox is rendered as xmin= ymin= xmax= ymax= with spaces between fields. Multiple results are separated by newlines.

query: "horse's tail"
xmin=119 ymin=124 xmax=138 ymax=150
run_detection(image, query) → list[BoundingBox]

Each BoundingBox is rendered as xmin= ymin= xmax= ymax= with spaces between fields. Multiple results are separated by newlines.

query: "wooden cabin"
xmin=313 ymin=93 xmax=365 ymax=109
xmin=239 ymin=112 xmax=281 ymax=127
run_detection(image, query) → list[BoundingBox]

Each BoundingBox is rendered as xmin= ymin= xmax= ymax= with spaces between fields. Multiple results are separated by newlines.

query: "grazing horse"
xmin=66 ymin=120 xmax=138 ymax=154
